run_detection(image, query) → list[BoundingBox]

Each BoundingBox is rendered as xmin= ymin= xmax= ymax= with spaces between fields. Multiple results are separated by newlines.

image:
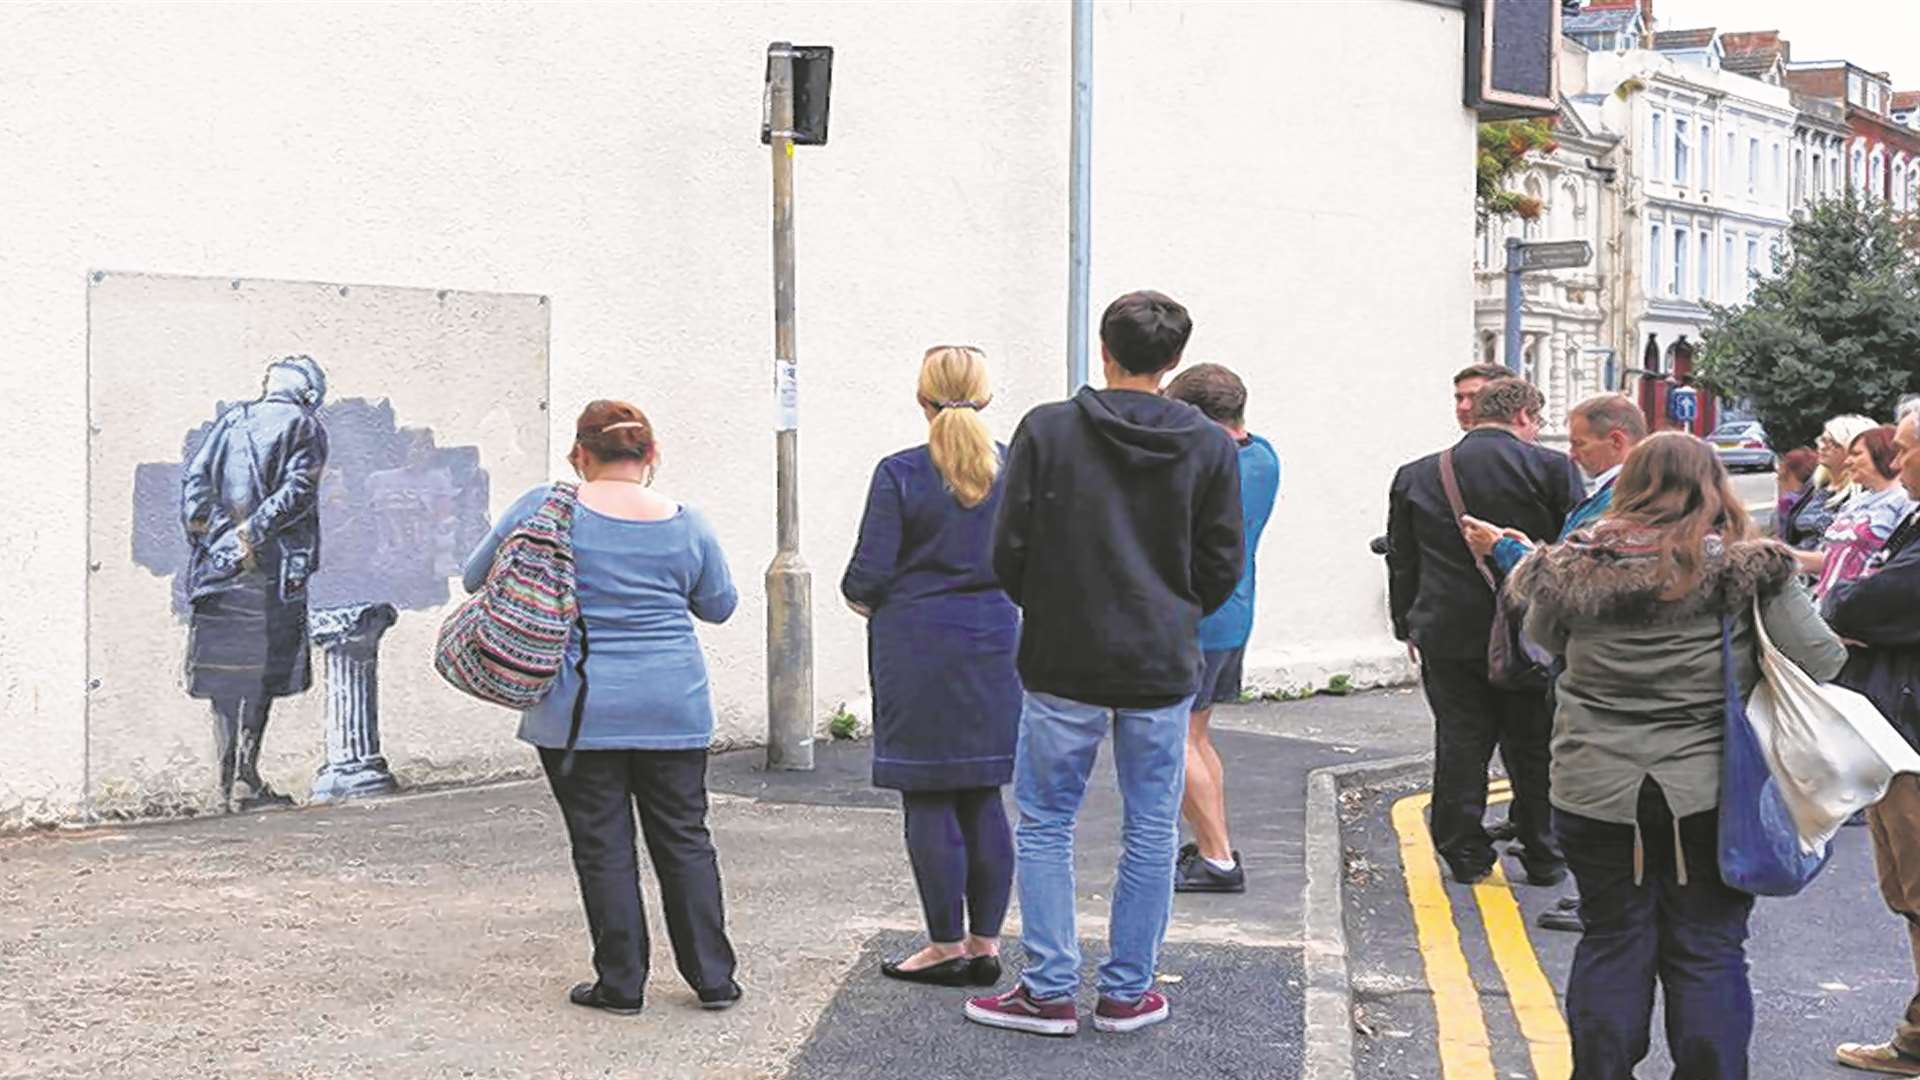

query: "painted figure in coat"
xmin=180 ymin=355 xmax=330 ymax=811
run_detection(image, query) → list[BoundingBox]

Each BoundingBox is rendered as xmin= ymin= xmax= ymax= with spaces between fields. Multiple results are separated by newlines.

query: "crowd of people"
xmin=461 ymin=291 xmax=1279 ymax=1038
xmin=452 ymin=289 xmax=1920 ymax=1069
xmin=1388 ymin=365 xmax=1920 ymax=1077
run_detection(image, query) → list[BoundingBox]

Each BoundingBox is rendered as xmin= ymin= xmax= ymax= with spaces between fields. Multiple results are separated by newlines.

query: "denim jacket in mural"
xmin=180 ymin=391 xmax=329 ymax=604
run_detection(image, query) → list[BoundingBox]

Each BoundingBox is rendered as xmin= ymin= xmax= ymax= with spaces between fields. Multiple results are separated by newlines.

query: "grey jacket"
xmin=1510 ymin=531 xmax=1846 ymax=826
xmin=181 ymin=392 xmax=329 ymax=603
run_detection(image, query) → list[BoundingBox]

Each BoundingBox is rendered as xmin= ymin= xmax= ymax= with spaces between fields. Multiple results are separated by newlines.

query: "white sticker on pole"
xmin=775 ymin=361 xmax=798 ymax=431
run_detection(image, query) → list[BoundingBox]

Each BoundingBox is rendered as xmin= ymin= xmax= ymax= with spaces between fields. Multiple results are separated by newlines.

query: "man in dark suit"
xmin=1387 ymin=378 xmax=1582 ymax=884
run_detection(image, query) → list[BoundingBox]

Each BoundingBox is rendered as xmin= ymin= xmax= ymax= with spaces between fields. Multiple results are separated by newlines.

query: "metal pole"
xmin=1067 ymin=0 xmax=1093 ymax=393
xmin=1503 ymin=236 xmax=1524 ymax=374
xmin=766 ymin=42 xmax=814 ymax=771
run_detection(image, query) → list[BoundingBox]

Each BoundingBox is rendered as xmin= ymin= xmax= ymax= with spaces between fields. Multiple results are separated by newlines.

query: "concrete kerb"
xmin=1300 ymin=751 xmax=1433 ymax=1080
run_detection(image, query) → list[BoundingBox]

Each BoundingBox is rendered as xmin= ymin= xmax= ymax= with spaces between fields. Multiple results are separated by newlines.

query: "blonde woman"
xmin=841 ymin=346 xmax=1022 ymax=987
xmin=1793 ymin=414 xmax=1879 ymax=576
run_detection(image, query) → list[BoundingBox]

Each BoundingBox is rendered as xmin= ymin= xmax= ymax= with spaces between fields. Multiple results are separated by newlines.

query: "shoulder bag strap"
xmin=1438 ymin=449 xmax=1501 ymax=596
xmin=546 ymin=480 xmax=588 ymax=775
xmin=557 ymin=617 xmax=590 ymax=776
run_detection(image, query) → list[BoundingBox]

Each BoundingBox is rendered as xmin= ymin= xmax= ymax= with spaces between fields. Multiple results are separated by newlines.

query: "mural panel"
xmin=88 ymin=273 xmax=549 ymax=818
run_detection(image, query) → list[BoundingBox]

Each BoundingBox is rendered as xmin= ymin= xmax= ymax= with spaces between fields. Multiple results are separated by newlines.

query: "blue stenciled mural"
xmin=130 ymin=358 xmax=492 ymax=810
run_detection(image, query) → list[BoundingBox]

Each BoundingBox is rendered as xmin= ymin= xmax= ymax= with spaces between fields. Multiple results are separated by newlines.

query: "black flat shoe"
xmin=967 ymin=955 xmax=1003 ymax=987
xmin=880 ymin=955 xmax=976 ymax=987
xmin=697 ymin=979 xmax=743 ymax=1011
xmin=568 ymin=981 xmax=643 ymax=1015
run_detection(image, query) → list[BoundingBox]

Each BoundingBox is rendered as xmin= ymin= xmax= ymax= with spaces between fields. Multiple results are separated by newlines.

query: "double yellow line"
xmin=1390 ymin=782 xmax=1571 ymax=1080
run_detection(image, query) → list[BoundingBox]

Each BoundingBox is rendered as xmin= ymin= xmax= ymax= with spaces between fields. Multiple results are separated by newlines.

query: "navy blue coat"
xmin=841 ymin=446 xmax=1021 ymax=791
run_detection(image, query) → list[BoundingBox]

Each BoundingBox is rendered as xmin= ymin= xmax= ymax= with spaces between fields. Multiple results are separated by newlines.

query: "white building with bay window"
xmin=1575 ymin=39 xmax=1797 ymax=433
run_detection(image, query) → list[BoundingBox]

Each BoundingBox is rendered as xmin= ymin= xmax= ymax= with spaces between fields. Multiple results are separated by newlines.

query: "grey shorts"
xmin=1195 ymin=647 xmax=1246 ymax=707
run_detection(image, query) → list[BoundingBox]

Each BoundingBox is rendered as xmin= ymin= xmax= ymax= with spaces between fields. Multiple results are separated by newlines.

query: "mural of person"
xmin=180 ymin=355 xmax=330 ymax=812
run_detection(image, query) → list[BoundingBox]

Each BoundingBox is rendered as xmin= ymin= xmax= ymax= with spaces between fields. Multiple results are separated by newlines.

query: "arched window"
xmin=1481 ymin=333 xmax=1498 ymax=365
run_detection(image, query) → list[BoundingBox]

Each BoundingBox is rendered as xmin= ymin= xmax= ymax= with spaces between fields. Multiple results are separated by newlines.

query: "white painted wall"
xmin=0 ymin=0 xmax=1475 ymax=823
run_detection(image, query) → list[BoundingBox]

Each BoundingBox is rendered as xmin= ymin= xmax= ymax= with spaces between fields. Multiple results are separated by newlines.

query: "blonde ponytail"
xmin=919 ymin=346 xmax=999 ymax=508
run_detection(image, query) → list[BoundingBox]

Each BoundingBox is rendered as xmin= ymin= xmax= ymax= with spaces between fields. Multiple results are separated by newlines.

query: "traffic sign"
xmin=1513 ymin=240 xmax=1593 ymax=272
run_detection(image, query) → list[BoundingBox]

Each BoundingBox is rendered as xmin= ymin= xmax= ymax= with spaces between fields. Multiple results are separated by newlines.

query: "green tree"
xmin=1477 ymin=119 xmax=1557 ymax=225
xmin=1693 ymin=197 xmax=1920 ymax=449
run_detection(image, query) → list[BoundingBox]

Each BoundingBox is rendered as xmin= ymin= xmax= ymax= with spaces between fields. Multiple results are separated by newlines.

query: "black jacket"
xmin=992 ymin=387 xmax=1243 ymax=707
xmin=1386 ymin=427 xmax=1583 ymax=660
xmin=181 ymin=393 xmax=329 ymax=604
xmin=1824 ymin=509 xmax=1920 ymax=751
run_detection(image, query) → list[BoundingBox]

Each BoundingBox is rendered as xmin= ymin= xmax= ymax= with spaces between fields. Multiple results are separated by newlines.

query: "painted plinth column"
xmin=308 ymin=602 xmax=401 ymax=803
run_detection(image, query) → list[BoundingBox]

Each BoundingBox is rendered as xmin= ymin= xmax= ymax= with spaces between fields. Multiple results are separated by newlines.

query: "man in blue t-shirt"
xmin=1165 ymin=364 xmax=1280 ymax=893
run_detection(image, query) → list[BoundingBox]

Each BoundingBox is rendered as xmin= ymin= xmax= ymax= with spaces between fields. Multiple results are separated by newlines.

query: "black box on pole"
xmin=762 ymin=45 xmax=834 ymax=146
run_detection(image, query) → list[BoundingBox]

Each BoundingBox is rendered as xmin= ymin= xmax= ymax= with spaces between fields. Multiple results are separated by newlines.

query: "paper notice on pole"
xmin=775 ymin=361 xmax=798 ymax=431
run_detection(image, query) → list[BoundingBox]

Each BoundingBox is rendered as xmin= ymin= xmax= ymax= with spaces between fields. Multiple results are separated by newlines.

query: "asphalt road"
xmin=1343 ymin=770 xmax=1913 ymax=1080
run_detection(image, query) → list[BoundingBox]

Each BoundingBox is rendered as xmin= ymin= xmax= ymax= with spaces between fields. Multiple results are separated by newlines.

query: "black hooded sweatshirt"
xmin=992 ymin=387 xmax=1244 ymax=707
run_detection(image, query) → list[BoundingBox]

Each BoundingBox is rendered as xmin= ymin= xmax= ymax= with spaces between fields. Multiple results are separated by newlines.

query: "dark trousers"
xmin=211 ymin=697 xmax=272 ymax=796
xmin=539 ymin=748 xmax=737 ymax=1002
xmin=1558 ymin=782 xmax=1754 ymax=1080
xmin=901 ymin=787 xmax=1014 ymax=943
xmin=1420 ymin=655 xmax=1560 ymax=876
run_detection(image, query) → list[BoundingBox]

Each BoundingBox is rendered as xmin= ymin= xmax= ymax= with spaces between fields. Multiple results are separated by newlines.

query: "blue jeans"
xmin=1013 ymin=689 xmax=1192 ymax=1002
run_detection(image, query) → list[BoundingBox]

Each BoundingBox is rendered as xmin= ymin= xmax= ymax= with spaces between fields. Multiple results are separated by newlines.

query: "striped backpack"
xmin=434 ymin=483 xmax=581 ymax=709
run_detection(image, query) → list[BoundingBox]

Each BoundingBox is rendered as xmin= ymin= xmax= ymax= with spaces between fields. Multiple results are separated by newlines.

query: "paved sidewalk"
xmin=0 ymin=692 xmax=1429 ymax=1080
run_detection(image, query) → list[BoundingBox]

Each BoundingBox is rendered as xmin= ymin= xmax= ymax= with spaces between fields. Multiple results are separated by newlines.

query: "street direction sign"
xmin=1514 ymin=239 xmax=1593 ymax=272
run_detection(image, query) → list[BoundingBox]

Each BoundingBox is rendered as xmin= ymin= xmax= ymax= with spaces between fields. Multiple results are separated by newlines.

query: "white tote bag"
xmin=1744 ymin=598 xmax=1920 ymax=855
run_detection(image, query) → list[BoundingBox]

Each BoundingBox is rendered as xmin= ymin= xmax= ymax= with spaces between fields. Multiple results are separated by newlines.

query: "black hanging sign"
xmin=1465 ymin=0 xmax=1561 ymax=120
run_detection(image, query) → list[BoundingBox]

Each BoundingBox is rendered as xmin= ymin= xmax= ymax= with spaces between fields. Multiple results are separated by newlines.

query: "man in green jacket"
xmin=1461 ymin=393 xmax=1648 ymax=931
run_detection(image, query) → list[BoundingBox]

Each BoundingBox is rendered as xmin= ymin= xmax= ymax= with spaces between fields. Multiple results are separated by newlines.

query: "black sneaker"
xmin=1486 ymin=819 xmax=1519 ymax=842
xmin=1176 ymin=842 xmax=1201 ymax=868
xmin=1175 ymin=851 xmax=1246 ymax=893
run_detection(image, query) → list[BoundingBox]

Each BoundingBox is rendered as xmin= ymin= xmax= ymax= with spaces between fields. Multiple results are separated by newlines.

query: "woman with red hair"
xmin=1814 ymin=425 xmax=1913 ymax=598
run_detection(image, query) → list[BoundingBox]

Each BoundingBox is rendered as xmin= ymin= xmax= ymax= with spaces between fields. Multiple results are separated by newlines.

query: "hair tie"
xmin=937 ymin=400 xmax=985 ymax=411
xmin=600 ymin=421 xmax=648 ymax=433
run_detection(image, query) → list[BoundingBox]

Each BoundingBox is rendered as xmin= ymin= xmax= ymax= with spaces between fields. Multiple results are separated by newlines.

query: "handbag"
xmin=435 ymin=483 xmax=583 ymax=710
xmin=1743 ymin=596 xmax=1920 ymax=852
xmin=1717 ymin=613 xmax=1830 ymax=896
xmin=1437 ymin=449 xmax=1551 ymax=691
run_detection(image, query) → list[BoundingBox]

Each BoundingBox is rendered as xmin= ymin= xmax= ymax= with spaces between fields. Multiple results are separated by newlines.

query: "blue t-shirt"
xmin=1198 ymin=433 xmax=1280 ymax=652
xmin=462 ymin=486 xmax=738 ymax=751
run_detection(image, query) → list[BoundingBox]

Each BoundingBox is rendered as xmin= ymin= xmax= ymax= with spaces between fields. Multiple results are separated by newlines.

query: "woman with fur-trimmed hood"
xmin=1508 ymin=431 xmax=1846 ymax=1078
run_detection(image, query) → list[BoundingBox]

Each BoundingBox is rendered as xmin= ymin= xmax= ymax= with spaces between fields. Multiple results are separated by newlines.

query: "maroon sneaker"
xmin=1093 ymin=989 xmax=1170 ymax=1033
xmin=963 ymin=984 xmax=1079 ymax=1037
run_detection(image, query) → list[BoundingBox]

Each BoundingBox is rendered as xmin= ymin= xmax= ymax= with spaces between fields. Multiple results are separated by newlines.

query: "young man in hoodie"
xmin=965 ymin=291 xmax=1244 ymax=1037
